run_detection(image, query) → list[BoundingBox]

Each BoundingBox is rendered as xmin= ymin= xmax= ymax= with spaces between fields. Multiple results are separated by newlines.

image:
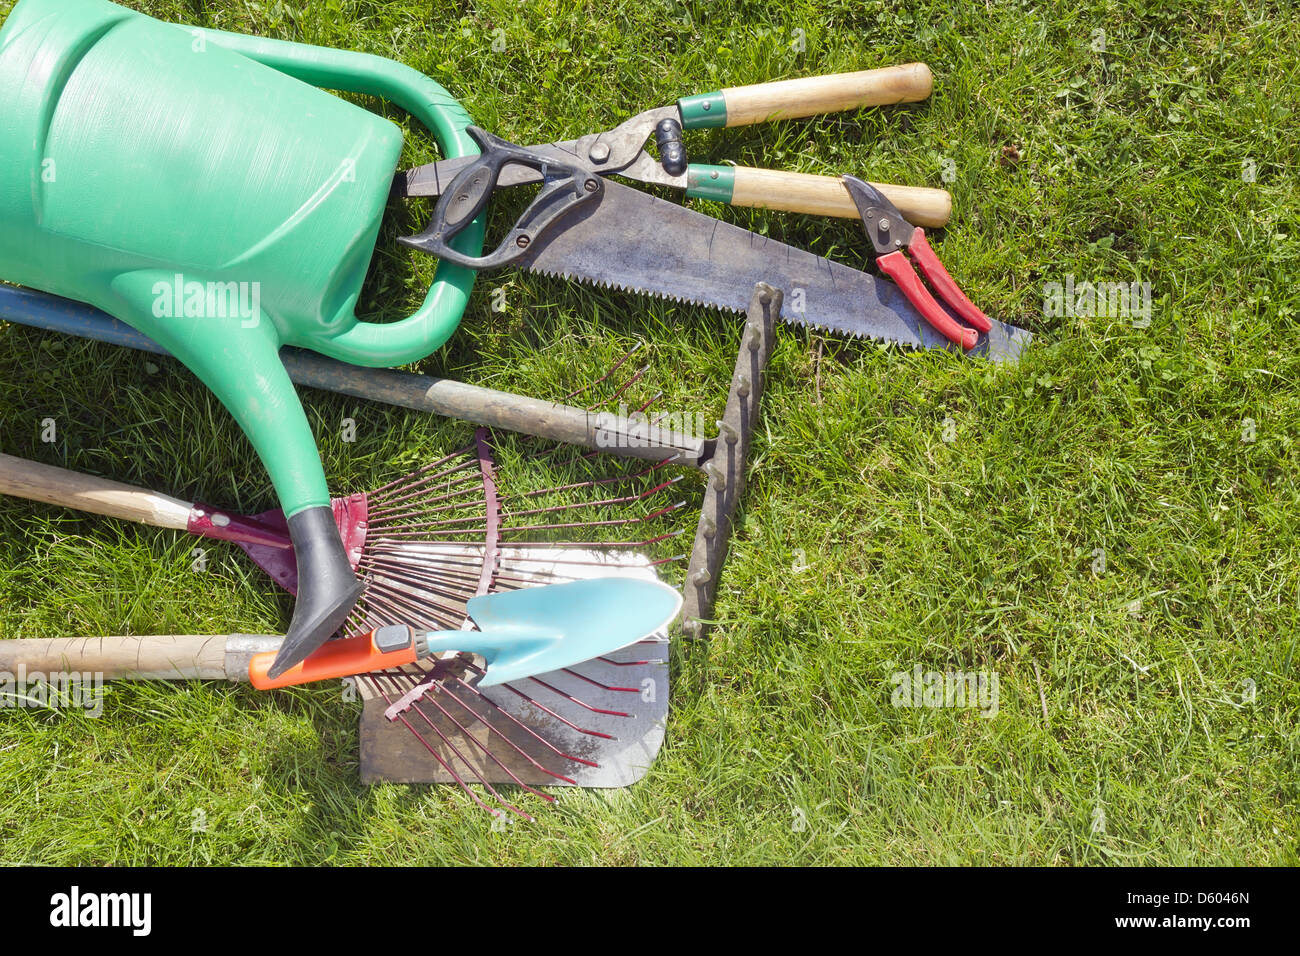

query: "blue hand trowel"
xmin=250 ymin=577 xmax=682 ymax=689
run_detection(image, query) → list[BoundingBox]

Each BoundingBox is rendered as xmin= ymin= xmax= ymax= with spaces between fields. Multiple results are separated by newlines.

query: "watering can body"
xmin=0 ymin=0 xmax=485 ymax=672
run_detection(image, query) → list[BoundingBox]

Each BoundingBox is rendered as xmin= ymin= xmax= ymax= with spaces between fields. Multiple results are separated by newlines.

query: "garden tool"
xmin=1 ymin=279 xmax=776 ymax=641
xmin=0 ymin=284 xmax=705 ymax=466
xmin=842 ymin=176 xmax=993 ymax=351
xmin=0 ymin=0 xmax=490 ymax=678
xmin=398 ymin=64 xmax=953 ymax=227
xmin=399 ymin=127 xmax=1030 ymax=361
xmin=248 ymin=576 xmax=681 ymax=690
xmin=0 ymin=283 xmax=781 ymax=809
xmin=358 ymin=284 xmax=778 ymax=793
xmin=0 ymin=437 xmax=685 ymax=813
xmin=0 ymin=551 xmax=673 ymax=817
xmin=0 ymin=432 xmax=686 ymax=638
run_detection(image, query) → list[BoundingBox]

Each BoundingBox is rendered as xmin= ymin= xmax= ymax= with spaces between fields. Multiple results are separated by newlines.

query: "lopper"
xmin=398 ymin=95 xmax=1030 ymax=361
xmin=399 ymin=64 xmax=953 ymax=228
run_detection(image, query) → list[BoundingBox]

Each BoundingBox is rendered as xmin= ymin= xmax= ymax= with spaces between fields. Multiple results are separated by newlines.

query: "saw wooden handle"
xmin=728 ymin=168 xmax=951 ymax=227
xmin=0 ymin=452 xmax=193 ymax=530
xmin=680 ymin=64 xmax=933 ymax=128
xmin=0 ymin=634 xmax=278 ymax=681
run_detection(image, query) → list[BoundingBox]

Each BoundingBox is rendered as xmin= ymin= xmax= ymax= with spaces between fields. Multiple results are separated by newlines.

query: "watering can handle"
xmin=193 ymin=29 xmax=485 ymax=367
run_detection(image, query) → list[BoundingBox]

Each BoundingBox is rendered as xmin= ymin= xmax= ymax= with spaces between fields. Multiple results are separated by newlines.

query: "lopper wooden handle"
xmin=728 ymin=168 xmax=950 ymax=227
xmin=0 ymin=452 xmax=194 ymax=530
xmin=680 ymin=64 xmax=933 ymax=128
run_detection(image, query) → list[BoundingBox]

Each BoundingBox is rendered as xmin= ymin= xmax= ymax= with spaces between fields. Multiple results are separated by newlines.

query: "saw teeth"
xmin=525 ymin=265 xmax=764 ymax=318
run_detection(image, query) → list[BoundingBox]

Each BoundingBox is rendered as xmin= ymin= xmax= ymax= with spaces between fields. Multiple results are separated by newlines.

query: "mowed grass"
xmin=0 ymin=0 xmax=1297 ymax=864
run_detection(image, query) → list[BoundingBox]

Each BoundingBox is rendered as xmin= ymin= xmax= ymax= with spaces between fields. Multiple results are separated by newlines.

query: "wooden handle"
xmin=0 ymin=452 xmax=194 ymax=530
xmin=0 ymin=635 xmax=229 ymax=680
xmin=722 ymin=63 xmax=932 ymax=126
xmin=729 ymin=168 xmax=951 ymax=228
xmin=0 ymin=634 xmax=281 ymax=680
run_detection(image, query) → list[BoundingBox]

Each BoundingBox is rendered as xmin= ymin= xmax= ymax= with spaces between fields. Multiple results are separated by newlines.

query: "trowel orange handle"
xmin=249 ymin=625 xmax=418 ymax=689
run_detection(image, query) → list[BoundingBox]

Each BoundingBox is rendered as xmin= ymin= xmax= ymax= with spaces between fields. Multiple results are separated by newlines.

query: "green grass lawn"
xmin=1 ymin=0 xmax=1297 ymax=865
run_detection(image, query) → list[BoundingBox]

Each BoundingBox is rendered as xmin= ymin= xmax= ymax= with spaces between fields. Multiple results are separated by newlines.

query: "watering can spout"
xmin=265 ymin=506 xmax=366 ymax=678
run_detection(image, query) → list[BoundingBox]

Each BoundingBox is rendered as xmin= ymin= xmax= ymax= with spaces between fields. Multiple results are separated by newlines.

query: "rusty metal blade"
xmin=514 ymin=179 xmax=1030 ymax=361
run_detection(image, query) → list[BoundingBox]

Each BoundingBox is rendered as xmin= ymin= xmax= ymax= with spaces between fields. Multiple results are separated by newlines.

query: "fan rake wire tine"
xmin=405 ymin=685 xmax=568 ymax=797
xmin=553 ymin=666 xmax=642 ymax=693
xmin=496 ymin=529 xmax=685 ymax=549
xmin=500 ymin=478 xmax=684 ymax=523
xmin=597 ymin=363 xmax=650 ymax=409
xmin=363 ymin=444 xmax=477 ymax=498
xmin=400 ymin=671 xmax=600 ymax=779
xmin=364 ymin=472 xmax=487 ymax=522
xmin=509 ymin=669 xmax=637 ymax=718
xmin=357 ymin=666 xmax=548 ymax=813
xmin=376 ymin=667 xmax=602 ymax=782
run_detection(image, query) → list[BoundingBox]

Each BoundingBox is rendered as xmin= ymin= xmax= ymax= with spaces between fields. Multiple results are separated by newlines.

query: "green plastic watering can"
xmin=0 ymin=0 xmax=486 ymax=673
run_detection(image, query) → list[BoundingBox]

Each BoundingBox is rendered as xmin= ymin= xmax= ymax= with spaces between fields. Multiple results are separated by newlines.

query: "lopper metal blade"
xmin=512 ymin=178 xmax=1031 ymax=362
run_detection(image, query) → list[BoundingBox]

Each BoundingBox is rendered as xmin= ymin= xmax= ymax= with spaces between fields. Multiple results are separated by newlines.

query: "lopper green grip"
xmin=684 ymin=164 xmax=736 ymax=203
xmin=678 ymin=91 xmax=729 ymax=129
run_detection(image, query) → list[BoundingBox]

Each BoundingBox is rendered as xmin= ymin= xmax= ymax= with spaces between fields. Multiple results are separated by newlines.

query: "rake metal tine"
xmin=388 ymin=697 xmax=538 ymax=819
xmin=596 ymin=363 xmax=649 ymax=410
xmin=401 ymin=681 xmax=575 ymax=793
xmin=522 ymin=675 xmax=635 ymax=718
xmin=360 ymin=558 xmax=483 ymax=602
xmin=412 ymin=674 xmax=601 ymax=776
xmin=360 ymin=550 xmax=486 ymax=578
xmin=500 ymin=507 xmax=686 ymax=535
xmin=506 ymin=465 xmax=680 ymax=502
xmin=375 ymin=670 xmax=544 ymax=814
xmin=497 ymin=530 xmax=685 ymax=549
xmin=365 ymin=469 xmax=484 ymax=519
xmin=554 ymin=667 xmax=641 ymax=693
xmin=364 ymin=445 xmax=477 ymax=499
xmin=502 ymin=478 xmax=684 ymax=520
xmin=363 ymin=591 xmax=464 ymax=633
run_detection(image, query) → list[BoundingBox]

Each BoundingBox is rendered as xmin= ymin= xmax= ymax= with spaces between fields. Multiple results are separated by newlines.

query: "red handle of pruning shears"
xmin=878 ymin=229 xmax=992 ymax=350
xmin=878 ymin=243 xmax=978 ymax=350
xmin=905 ymin=230 xmax=992 ymax=334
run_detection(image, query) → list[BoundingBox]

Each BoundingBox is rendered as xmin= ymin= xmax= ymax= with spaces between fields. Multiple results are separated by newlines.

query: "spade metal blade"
xmin=516 ymin=178 xmax=1030 ymax=362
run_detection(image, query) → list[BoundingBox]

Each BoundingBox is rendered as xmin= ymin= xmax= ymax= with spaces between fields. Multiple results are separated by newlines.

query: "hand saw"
xmin=394 ymin=71 xmax=1031 ymax=363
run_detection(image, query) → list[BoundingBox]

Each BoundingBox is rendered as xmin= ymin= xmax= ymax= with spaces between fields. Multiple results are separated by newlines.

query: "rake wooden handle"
xmin=0 ymin=634 xmax=279 ymax=681
xmin=0 ymin=452 xmax=193 ymax=529
xmin=696 ymin=64 xmax=934 ymax=127
xmin=728 ymin=168 xmax=951 ymax=227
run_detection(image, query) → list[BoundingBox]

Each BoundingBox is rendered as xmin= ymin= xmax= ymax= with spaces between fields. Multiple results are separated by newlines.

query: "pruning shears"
xmin=843 ymin=175 xmax=992 ymax=350
xmin=398 ymin=63 xmax=952 ymax=228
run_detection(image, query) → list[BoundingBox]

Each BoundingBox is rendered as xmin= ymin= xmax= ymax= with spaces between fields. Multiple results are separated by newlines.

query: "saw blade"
xmin=513 ymin=178 xmax=1030 ymax=361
